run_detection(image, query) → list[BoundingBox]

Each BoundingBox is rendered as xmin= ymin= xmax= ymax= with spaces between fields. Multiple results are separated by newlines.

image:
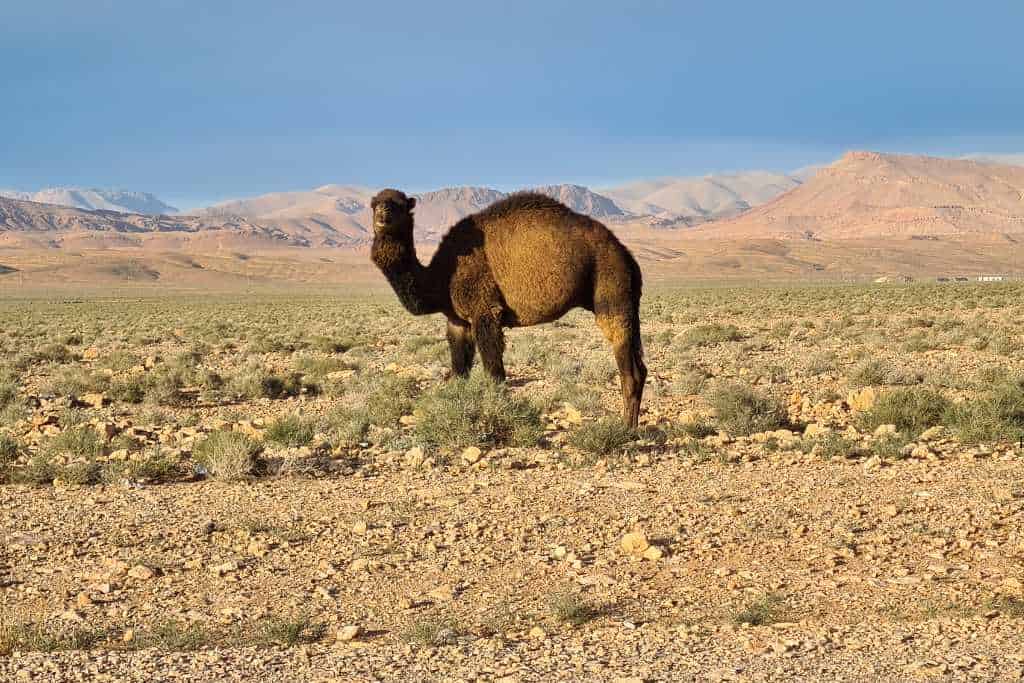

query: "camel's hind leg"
xmin=446 ymin=320 xmax=475 ymax=378
xmin=596 ymin=311 xmax=646 ymax=429
xmin=472 ymin=314 xmax=506 ymax=382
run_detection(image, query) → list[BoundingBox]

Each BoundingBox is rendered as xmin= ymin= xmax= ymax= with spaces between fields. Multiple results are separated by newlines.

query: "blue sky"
xmin=2 ymin=0 xmax=1023 ymax=209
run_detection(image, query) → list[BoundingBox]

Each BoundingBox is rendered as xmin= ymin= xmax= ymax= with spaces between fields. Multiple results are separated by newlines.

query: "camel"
xmin=370 ymin=189 xmax=646 ymax=428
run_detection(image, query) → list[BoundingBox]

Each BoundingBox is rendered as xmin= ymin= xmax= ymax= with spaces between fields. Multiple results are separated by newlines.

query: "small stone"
xmin=620 ymin=530 xmax=650 ymax=556
xmin=336 ymin=625 xmax=361 ymax=642
xmin=804 ymin=423 xmax=831 ymax=439
xmin=919 ymin=425 xmax=946 ymax=441
xmin=404 ymin=447 xmax=425 ymax=468
xmin=428 ymin=585 xmax=455 ymax=602
xmin=210 ymin=561 xmax=238 ymax=576
xmin=75 ymin=591 xmax=93 ymax=609
xmin=349 ymin=558 xmax=370 ymax=573
xmin=529 ymin=626 xmax=546 ymax=639
xmin=882 ymin=504 xmax=899 ymax=517
xmin=248 ymin=539 xmax=270 ymax=557
xmin=642 ymin=545 xmax=664 ymax=561
xmin=352 ymin=520 xmax=368 ymax=534
xmin=910 ymin=445 xmax=933 ymax=460
xmin=82 ymin=347 xmax=100 ymax=360
xmin=873 ymin=424 xmax=898 ymax=437
xmin=461 ymin=446 xmax=483 ymax=464
xmin=80 ymin=392 xmax=106 ymax=408
xmin=127 ymin=565 xmax=155 ymax=580
xmin=122 ymin=628 xmax=135 ymax=643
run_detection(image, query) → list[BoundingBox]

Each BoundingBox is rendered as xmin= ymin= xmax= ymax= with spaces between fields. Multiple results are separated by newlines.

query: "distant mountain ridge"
xmin=704 ymin=151 xmax=1024 ymax=239
xmin=7 ymin=151 xmax=1024 ymax=252
xmin=0 ymin=187 xmax=178 ymax=215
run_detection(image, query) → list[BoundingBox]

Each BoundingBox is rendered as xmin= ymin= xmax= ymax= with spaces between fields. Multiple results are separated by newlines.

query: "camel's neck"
xmin=371 ymin=233 xmax=440 ymax=315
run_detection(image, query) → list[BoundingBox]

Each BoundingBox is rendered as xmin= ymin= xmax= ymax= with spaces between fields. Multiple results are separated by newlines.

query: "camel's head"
xmin=371 ymin=189 xmax=416 ymax=237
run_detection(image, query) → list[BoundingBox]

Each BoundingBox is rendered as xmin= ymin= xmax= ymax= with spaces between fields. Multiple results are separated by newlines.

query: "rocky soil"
xmin=3 ymin=283 xmax=1024 ymax=681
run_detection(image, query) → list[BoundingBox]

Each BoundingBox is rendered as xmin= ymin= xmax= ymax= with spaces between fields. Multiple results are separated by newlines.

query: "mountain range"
xmin=0 ymin=188 xmax=177 ymax=215
xmin=4 ymin=152 xmax=1024 ymax=285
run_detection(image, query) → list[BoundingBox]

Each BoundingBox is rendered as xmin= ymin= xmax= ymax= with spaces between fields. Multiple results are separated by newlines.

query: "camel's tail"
xmin=628 ymin=254 xmax=645 ymax=363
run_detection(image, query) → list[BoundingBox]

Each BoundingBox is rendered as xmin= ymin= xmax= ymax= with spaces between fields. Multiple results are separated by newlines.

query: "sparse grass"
xmin=401 ymin=618 xmax=459 ymax=647
xmin=139 ymin=620 xmax=211 ymax=652
xmin=0 ymin=618 xmax=108 ymax=655
xmin=45 ymin=366 xmax=110 ymax=396
xmin=0 ymin=432 xmax=20 ymax=465
xmin=107 ymin=447 xmax=182 ymax=483
xmin=674 ymin=368 xmax=710 ymax=395
xmin=109 ymin=375 xmax=147 ymax=404
xmin=848 ymin=359 xmax=892 ymax=387
xmin=709 ymin=383 xmax=788 ymax=436
xmin=414 ymin=372 xmax=543 ymax=449
xmin=193 ymin=431 xmax=260 ymax=480
xmin=264 ymin=414 xmax=316 ymax=448
xmin=44 ymin=424 xmax=104 ymax=459
xmin=805 ymin=351 xmax=838 ymax=376
xmin=987 ymin=595 xmax=1024 ymax=618
xmin=856 ymin=388 xmax=951 ymax=435
xmin=869 ymin=432 xmax=913 ymax=459
xmin=803 ymin=432 xmax=860 ymax=460
xmin=945 ymin=378 xmax=1024 ymax=444
xmin=256 ymin=614 xmax=325 ymax=647
xmin=731 ymin=593 xmax=786 ymax=626
xmin=0 ymin=376 xmax=17 ymax=408
xmin=228 ymin=363 xmax=305 ymax=400
xmin=547 ymin=592 xmax=596 ymax=626
xmin=675 ymin=417 xmax=717 ymax=439
xmin=569 ymin=417 xmax=635 ymax=455
xmin=677 ymin=323 xmax=743 ymax=348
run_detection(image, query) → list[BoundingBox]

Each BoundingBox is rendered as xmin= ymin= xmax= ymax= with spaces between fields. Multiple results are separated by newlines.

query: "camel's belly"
xmin=487 ymin=231 xmax=592 ymax=326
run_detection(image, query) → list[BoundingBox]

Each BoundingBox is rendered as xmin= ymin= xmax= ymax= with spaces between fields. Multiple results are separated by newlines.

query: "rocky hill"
xmin=702 ymin=152 xmax=1024 ymax=239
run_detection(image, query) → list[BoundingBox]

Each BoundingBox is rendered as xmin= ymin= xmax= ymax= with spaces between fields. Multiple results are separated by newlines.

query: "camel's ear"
xmin=406 ymin=197 xmax=416 ymax=211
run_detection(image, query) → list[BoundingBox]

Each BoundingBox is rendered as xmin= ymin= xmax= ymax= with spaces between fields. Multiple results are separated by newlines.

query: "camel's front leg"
xmin=472 ymin=315 xmax=506 ymax=382
xmin=446 ymin=320 xmax=475 ymax=378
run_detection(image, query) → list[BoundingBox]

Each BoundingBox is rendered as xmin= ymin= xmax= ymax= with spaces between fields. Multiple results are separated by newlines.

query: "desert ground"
xmin=3 ymin=281 xmax=1024 ymax=681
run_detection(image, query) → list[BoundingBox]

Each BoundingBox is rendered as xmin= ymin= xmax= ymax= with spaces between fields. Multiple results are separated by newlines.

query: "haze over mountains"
xmin=4 ymin=151 xmax=1024 ymax=285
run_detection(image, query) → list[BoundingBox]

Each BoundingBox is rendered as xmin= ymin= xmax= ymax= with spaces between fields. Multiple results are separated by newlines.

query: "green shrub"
xmin=569 ymin=418 xmax=634 ymax=455
xmin=709 ymin=383 xmax=788 ymax=435
xmin=46 ymin=367 xmax=110 ymax=396
xmin=0 ymin=378 xmax=17 ymax=408
xmin=265 ymin=415 xmax=315 ymax=447
xmin=414 ymin=373 xmax=542 ymax=449
xmin=856 ymin=388 xmax=951 ymax=435
xmin=678 ymin=324 xmax=743 ymax=348
xmin=228 ymin=364 xmax=304 ymax=400
xmin=945 ymin=379 xmax=1024 ymax=444
xmin=193 ymin=431 xmax=260 ymax=480
xmin=45 ymin=425 xmax=104 ymax=460
xmin=848 ymin=359 xmax=891 ymax=387
xmin=0 ymin=433 xmax=21 ymax=466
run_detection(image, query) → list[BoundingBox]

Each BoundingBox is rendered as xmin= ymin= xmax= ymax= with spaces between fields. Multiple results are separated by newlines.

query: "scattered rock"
xmin=461 ymin=446 xmax=483 ymax=465
xmin=621 ymin=530 xmax=650 ymax=556
xmin=127 ymin=564 xmax=156 ymax=580
xmin=404 ymin=447 xmax=426 ymax=468
xmin=336 ymin=625 xmax=361 ymax=642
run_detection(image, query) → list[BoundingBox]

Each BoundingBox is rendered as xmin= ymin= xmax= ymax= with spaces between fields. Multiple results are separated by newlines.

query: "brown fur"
xmin=370 ymin=189 xmax=646 ymax=427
